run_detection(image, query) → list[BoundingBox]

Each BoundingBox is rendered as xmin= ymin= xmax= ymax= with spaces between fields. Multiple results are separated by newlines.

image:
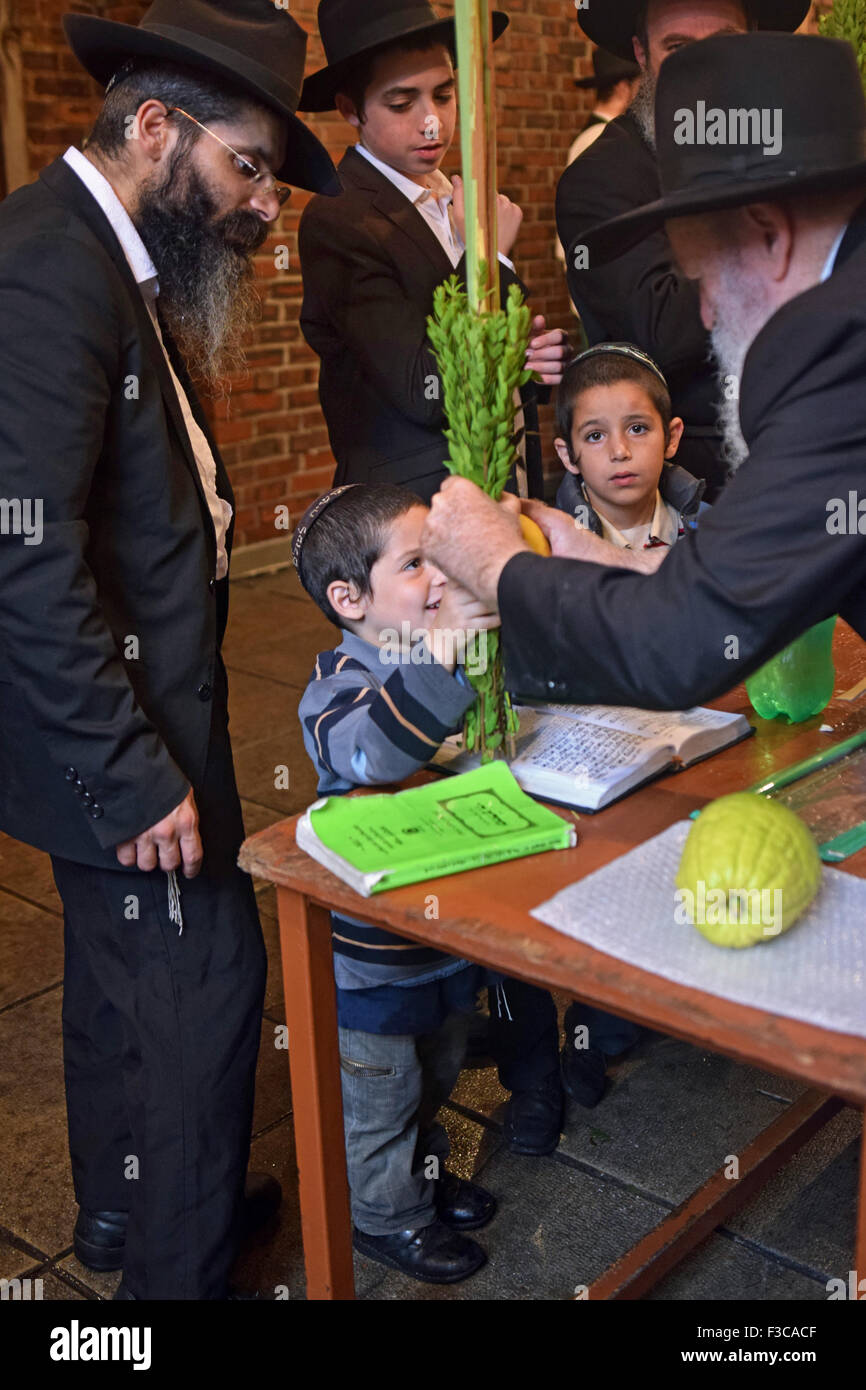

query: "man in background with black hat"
xmin=556 ymin=0 xmax=809 ymax=500
xmin=297 ymin=0 xmax=569 ymax=504
xmin=0 ymin=0 xmax=338 ymax=1300
xmin=568 ymin=46 xmax=641 ymax=166
xmin=421 ymin=32 xmax=866 ymax=723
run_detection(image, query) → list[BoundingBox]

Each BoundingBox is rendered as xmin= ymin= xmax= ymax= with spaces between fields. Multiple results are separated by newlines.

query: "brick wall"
xmin=10 ymin=1 xmax=594 ymax=552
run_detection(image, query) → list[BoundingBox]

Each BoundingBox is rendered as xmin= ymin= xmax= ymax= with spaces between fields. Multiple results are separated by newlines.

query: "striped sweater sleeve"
xmin=300 ymin=648 xmax=476 ymax=787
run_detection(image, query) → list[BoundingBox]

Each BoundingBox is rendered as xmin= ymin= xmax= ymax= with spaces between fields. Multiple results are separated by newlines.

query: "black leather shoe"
xmin=560 ymin=1044 xmax=608 ymax=1108
xmin=74 ymin=1209 xmax=128 ymax=1273
xmin=504 ymin=1073 xmax=564 ymax=1156
xmin=352 ymin=1219 xmax=485 ymax=1284
xmin=77 ymin=1173 xmax=282 ymax=1274
xmin=435 ymin=1172 xmax=497 ymax=1231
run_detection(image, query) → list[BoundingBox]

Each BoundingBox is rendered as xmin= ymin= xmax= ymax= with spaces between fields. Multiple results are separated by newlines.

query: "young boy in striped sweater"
xmin=295 ymin=482 xmax=500 ymax=1285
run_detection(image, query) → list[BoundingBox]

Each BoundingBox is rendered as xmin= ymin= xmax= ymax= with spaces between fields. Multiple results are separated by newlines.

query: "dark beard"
xmin=133 ymin=150 xmax=268 ymax=395
xmin=630 ymin=68 xmax=657 ymax=151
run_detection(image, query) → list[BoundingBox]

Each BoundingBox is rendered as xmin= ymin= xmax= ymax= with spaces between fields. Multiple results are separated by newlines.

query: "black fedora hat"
xmin=578 ymin=0 xmax=810 ymax=63
xmin=299 ymin=0 xmax=509 ymax=113
xmin=574 ymin=46 xmax=640 ymax=89
xmin=62 ymin=0 xmax=340 ymax=194
xmin=575 ymin=33 xmax=866 ymax=266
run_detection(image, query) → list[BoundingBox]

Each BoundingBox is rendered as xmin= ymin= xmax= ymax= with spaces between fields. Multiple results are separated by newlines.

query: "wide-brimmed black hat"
xmin=575 ymin=33 xmax=866 ymax=266
xmin=62 ymin=0 xmax=340 ymax=194
xmin=578 ymin=0 xmax=810 ymax=63
xmin=574 ymin=46 xmax=640 ymax=89
xmin=299 ymin=0 xmax=509 ymax=113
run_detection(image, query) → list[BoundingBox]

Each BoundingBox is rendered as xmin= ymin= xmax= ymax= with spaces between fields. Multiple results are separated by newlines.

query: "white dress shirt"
xmin=62 ymin=145 xmax=233 ymax=580
xmin=354 ymin=142 xmax=515 ymax=272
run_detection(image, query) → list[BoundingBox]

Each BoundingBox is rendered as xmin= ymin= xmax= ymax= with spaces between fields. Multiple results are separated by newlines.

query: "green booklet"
xmin=295 ymin=762 xmax=578 ymax=897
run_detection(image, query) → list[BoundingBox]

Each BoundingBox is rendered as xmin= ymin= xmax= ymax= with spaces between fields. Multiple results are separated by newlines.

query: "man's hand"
xmin=520 ymin=498 xmax=668 ymax=573
xmin=422 ymin=477 xmax=530 ymax=608
xmin=451 ymin=176 xmax=523 ymax=259
xmin=115 ymin=789 xmax=203 ymax=878
xmin=525 ymin=316 xmax=570 ymax=385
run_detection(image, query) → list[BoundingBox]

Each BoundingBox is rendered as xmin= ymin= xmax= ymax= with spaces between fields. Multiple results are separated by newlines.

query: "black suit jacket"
xmin=556 ymin=112 xmax=727 ymax=498
xmin=0 ymin=157 xmax=231 ymax=867
xmin=500 ymin=199 xmax=866 ymax=710
xmin=299 ymin=146 xmax=546 ymax=502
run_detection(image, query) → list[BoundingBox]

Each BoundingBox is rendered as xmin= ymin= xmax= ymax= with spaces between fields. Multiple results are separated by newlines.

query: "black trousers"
xmin=51 ymin=669 xmax=267 ymax=1299
xmin=489 ymin=980 xmax=641 ymax=1092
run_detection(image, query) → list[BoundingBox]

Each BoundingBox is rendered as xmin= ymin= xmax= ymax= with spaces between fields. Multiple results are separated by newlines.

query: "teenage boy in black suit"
xmin=297 ymin=0 xmax=570 ymax=1157
xmin=298 ymin=0 xmax=569 ymax=504
xmin=0 ymin=0 xmax=338 ymax=1300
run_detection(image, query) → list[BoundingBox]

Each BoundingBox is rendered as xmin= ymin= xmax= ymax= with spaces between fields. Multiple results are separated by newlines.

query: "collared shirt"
xmin=591 ymin=486 xmax=682 ymax=551
xmin=354 ymin=141 xmax=515 ymax=272
xmin=821 ymin=222 xmax=848 ymax=283
xmin=62 ymin=146 xmax=232 ymax=579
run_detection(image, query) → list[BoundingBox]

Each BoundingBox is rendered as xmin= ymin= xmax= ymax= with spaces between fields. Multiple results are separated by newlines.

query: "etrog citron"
xmin=675 ymin=792 xmax=822 ymax=948
xmin=519 ymin=514 xmax=551 ymax=556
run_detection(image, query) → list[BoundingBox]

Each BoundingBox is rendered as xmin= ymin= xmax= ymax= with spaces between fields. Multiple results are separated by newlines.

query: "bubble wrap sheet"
xmin=530 ymin=821 xmax=866 ymax=1039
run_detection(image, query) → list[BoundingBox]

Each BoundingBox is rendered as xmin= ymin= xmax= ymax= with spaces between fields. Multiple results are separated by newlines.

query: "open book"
xmin=431 ymin=702 xmax=753 ymax=813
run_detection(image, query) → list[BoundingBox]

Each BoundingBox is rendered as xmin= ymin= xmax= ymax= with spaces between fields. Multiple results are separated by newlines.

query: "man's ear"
xmin=554 ymin=437 xmax=580 ymax=474
xmin=326 ymin=578 xmax=367 ymax=623
xmin=633 ymin=36 xmax=647 ymax=70
xmin=664 ymin=417 xmax=685 ymax=460
xmin=335 ymin=92 xmax=362 ymax=129
xmin=132 ymin=99 xmax=178 ymax=165
xmin=741 ymin=201 xmax=794 ymax=281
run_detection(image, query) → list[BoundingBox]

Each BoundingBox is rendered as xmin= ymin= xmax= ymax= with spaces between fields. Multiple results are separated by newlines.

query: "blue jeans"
xmin=338 ymin=1006 xmax=475 ymax=1235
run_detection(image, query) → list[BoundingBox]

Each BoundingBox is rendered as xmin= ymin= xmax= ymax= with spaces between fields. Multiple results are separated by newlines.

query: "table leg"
xmin=857 ymin=1109 xmax=866 ymax=1291
xmin=275 ymin=887 xmax=354 ymax=1300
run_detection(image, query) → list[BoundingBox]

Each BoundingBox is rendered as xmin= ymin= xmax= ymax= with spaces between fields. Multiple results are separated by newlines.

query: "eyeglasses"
xmin=169 ymin=107 xmax=292 ymax=207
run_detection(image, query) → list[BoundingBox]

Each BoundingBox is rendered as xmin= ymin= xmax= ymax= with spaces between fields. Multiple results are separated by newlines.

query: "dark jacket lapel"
xmin=38 ymin=158 xmax=218 ymax=539
xmin=337 ymin=146 xmax=456 ymax=281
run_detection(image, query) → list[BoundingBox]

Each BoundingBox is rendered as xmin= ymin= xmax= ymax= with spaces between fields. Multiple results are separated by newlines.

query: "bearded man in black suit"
xmin=0 ymin=0 xmax=338 ymax=1300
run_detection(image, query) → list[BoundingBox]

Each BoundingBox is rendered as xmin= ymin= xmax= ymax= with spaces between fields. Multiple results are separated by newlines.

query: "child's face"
xmin=555 ymin=381 xmax=684 ymax=520
xmin=328 ymin=505 xmax=447 ymax=646
xmin=335 ymin=45 xmax=457 ymax=184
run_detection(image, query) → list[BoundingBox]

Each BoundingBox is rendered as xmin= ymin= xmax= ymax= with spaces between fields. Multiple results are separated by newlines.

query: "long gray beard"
xmin=630 ymin=69 xmax=657 ymax=151
xmin=710 ymin=311 xmax=751 ymax=476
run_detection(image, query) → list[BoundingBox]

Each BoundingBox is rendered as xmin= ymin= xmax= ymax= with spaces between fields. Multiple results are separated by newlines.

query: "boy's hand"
xmin=421 ymin=579 xmax=501 ymax=673
xmin=525 ymin=316 xmax=570 ymax=385
xmin=451 ymin=176 xmax=523 ymax=259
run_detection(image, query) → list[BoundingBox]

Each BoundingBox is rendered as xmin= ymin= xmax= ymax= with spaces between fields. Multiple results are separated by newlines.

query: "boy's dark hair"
xmin=298 ymin=484 xmax=425 ymax=629
xmin=336 ymin=34 xmax=454 ymax=123
xmin=633 ymin=0 xmax=757 ymax=51
xmin=86 ymin=60 xmax=254 ymax=162
xmin=555 ymin=353 xmax=673 ymax=464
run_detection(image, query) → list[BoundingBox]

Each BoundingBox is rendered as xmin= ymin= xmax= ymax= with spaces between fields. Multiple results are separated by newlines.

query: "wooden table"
xmin=239 ymin=622 xmax=866 ymax=1300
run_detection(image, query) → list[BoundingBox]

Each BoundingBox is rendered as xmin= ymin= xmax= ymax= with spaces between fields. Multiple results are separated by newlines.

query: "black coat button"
xmin=208 ymin=578 xmax=216 ymax=593
xmin=81 ymin=793 xmax=94 ymax=807
xmin=65 ymin=767 xmax=78 ymax=781
xmin=89 ymin=805 xmax=104 ymax=819
xmin=197 ymin=682 xmax=212 ymax=702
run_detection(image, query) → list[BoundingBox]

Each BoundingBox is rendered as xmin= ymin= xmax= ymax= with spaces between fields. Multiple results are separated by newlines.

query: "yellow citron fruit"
xmin=519 ymin=514 xmax=551 ymax=556
xmin=675 ymin=792 xmax=822 ymax=949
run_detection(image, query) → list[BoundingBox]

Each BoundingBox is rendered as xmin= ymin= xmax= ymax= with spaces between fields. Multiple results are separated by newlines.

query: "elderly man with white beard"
xmin=421 ymin=32 xmax=866 ymax=711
